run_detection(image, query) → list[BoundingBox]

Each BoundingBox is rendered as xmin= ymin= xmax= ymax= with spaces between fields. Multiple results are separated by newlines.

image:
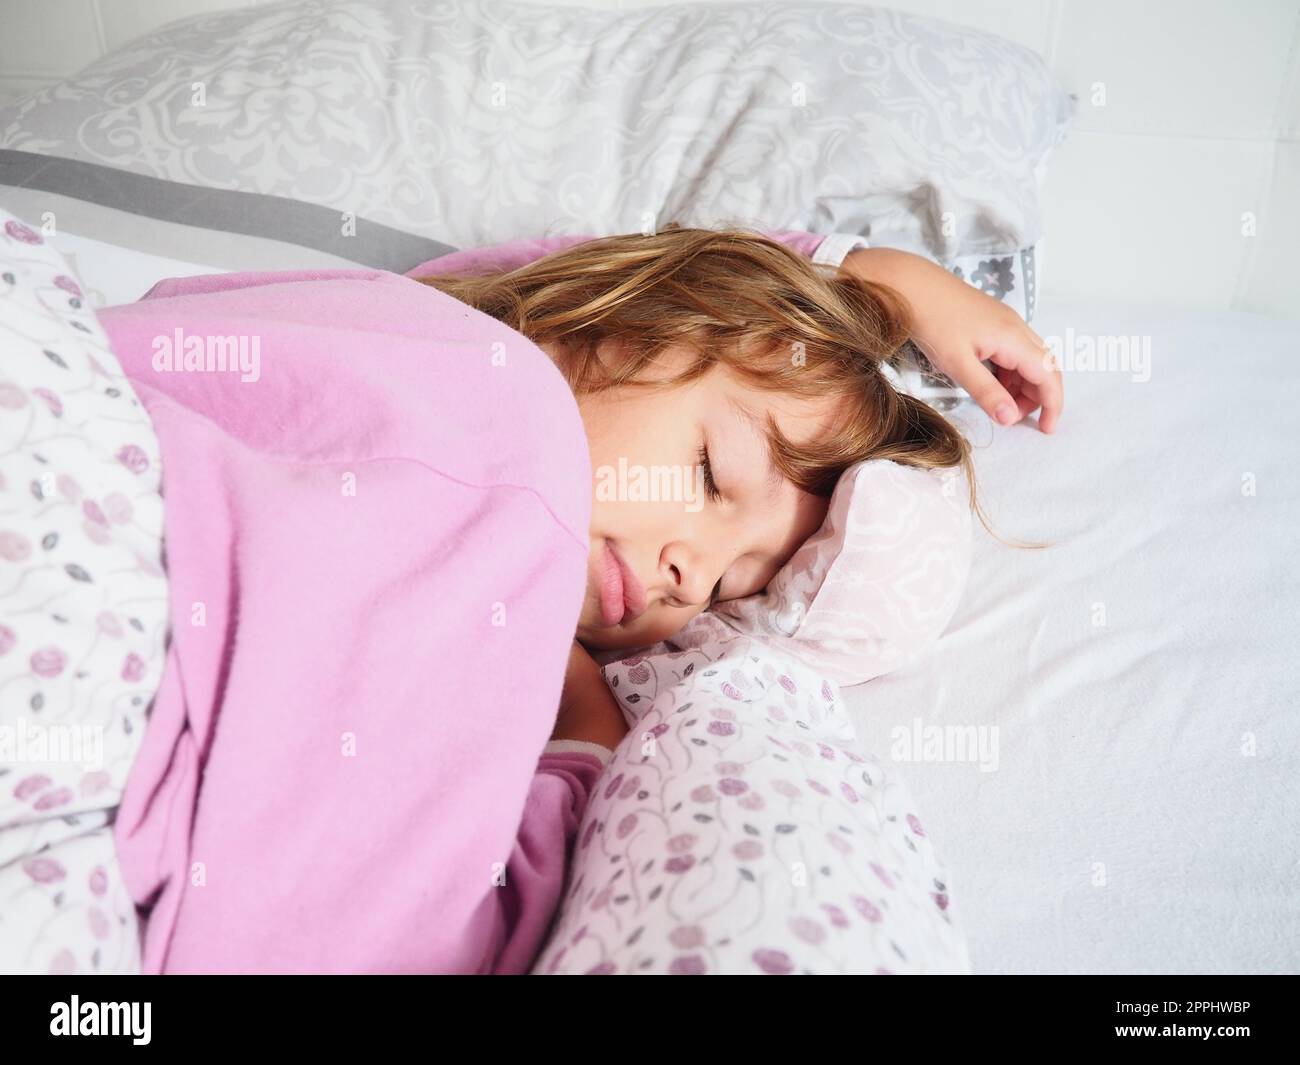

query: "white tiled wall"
xmin=1 ymin=0 xmax=1296 ymax=317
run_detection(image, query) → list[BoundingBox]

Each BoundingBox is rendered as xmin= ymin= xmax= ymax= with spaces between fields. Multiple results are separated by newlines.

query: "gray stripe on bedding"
xmin=0 ymin=187 xmax=377 ymax=278
xmin=0 ymin=149 xmax=457 ymax=272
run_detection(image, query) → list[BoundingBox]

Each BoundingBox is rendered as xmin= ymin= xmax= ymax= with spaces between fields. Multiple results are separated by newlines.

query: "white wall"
xmin=1 ymin=0 xmax=1296 ymax=318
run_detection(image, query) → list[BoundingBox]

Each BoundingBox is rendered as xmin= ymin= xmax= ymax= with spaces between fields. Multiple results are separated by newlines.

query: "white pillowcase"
xmin=0 ymin=0 xmax=1074 ymax=267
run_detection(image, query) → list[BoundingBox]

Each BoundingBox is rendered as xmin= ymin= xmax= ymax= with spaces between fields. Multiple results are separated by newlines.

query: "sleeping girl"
xmin=414 ymin=225 xmax=1063 ymax=755
xmin=0 ymin=218 xmax=1060 ymax=975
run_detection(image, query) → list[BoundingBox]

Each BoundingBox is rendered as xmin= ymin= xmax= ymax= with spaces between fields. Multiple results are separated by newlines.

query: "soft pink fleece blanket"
xmin=102 ymin=268 xmax=592 ymax=973
xmin=105 ymin=229 xmax=829 ymax=974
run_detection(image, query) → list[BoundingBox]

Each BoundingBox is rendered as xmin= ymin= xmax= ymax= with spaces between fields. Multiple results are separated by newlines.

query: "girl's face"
xmin=546 ymin=340 xmax=838 ymax=652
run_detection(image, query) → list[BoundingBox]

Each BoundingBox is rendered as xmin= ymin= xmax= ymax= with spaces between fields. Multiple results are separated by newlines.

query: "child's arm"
xmin=839 ymin=247 xmax=1064 ymax=433
xmin=408 ymin=229 xmax=1063 ymax=429
xmin=550 ymin=639 xmax=630 ymax=749
xmin=489 ymin=641 xmax=627 ymax=973
xmin=491 ymin=742 xmax=610 ymax=974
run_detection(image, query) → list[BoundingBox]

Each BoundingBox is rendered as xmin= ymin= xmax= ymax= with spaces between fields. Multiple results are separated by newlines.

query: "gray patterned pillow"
xmin=0 ymin=0 xmax=1074 ymax=272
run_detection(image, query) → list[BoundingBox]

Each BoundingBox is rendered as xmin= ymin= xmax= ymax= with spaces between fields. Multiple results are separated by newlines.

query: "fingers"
xmin=994 ymin=364 xmax=1039 ymax=419
xmin=945 ymin=346 xmax=1023 ymax=426
xmin=915 ymin=308 xmax=1065 ymax=432
xmin=988 ymin=325 xmax=1064 ymax=433
xmin=1023 ymin=324 xmax=1064 ymax=433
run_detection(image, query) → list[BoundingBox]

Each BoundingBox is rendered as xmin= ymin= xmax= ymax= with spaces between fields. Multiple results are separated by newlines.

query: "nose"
xmin=663 ymin=548 xmax=720 ymax=608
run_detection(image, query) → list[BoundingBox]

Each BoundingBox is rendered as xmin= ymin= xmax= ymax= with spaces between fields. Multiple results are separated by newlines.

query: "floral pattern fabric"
xmin=0 ymin=208 xmax=168 ymax=974
xmin=533 ymin=635 xmax=971 ymax=975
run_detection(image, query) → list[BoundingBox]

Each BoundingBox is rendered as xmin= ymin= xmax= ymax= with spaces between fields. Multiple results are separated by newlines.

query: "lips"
xmin=599 ymin=540 xmax=647 ymax=626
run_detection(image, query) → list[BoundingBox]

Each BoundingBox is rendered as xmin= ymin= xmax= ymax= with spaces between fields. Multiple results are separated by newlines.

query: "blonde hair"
xmin=416 ymin=224 xmax=1007 ymax=538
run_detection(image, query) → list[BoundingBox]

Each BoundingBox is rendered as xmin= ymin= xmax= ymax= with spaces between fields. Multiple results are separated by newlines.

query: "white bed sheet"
xmin=51 ymin=230 xmax=229 ymax=308
xmin=841 ymin=298 xmax=1300 ymax=974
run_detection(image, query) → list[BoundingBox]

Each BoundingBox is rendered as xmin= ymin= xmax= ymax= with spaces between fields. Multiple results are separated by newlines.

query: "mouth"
xmin=598 ymin=540 xmax=647 ymax=627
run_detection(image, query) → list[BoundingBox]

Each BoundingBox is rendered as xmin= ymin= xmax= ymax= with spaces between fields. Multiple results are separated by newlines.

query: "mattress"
xmin=841 ymin=298 xmax=1300 ymax=974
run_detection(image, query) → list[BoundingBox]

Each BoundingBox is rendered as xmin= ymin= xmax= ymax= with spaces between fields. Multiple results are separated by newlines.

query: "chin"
xmin=575 ymin=621 xmax=652 ymax=653
xmin=576 ymin=629 xmax=639 ymax=653
xmin=576 ymin=610 xmax=689 ymax=653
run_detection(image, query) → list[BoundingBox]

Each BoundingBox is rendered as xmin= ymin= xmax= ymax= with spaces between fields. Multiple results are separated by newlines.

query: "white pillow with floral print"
xmin=532 ymin=632 xmax=971 ymax=975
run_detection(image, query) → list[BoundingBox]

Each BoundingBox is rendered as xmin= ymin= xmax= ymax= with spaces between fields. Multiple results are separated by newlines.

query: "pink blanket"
xmin=102 ymin=268 xmax=592 ymax=973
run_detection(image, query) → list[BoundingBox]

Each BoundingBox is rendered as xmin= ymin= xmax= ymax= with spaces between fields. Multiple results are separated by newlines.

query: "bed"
xmin=1 ymin=0 xmax=1295 ymax=974
xmin=840 ymin=298 xmax=1300 ymax=973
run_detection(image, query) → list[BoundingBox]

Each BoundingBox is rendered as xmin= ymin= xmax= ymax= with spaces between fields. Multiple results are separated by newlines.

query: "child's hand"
xmin=551 ymin=640 xmax=630 ymax=751
xmin=841 ymin=247 xmax=1063 ymax=433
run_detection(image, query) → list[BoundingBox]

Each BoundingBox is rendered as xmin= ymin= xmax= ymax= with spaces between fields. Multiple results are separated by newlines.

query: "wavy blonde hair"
xmin=416 ymin=223 xmax=1002 ymax=534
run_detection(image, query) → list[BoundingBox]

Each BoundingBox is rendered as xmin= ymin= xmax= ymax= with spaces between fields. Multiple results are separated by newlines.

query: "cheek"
xmin=635 ymin=605 xmax=703 ymax=645
xmin=578 ymin=601 xmax=702 ymax=652
xmin=579 ymin=388 xmax=689 ymax=472
xmin=590 ymin=494 xmax=640 ymax=537
xmin=786 ymin=492 xmax=832 ymax=551
xmin=580 ymin=392 xmax=643 ymax=462
xmin=590 ymin=494 xmax=693 ymax=546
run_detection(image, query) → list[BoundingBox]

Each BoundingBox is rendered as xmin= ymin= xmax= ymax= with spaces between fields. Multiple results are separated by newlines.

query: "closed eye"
xmin=697 ymin=444 xmax=723 ymax=503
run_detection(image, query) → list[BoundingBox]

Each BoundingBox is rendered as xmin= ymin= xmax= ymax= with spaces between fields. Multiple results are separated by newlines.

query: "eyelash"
xmin=698 ymin=444 xmax=723 ymax=503
xmin=699 ymin=444 xmax=724 ymax=605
